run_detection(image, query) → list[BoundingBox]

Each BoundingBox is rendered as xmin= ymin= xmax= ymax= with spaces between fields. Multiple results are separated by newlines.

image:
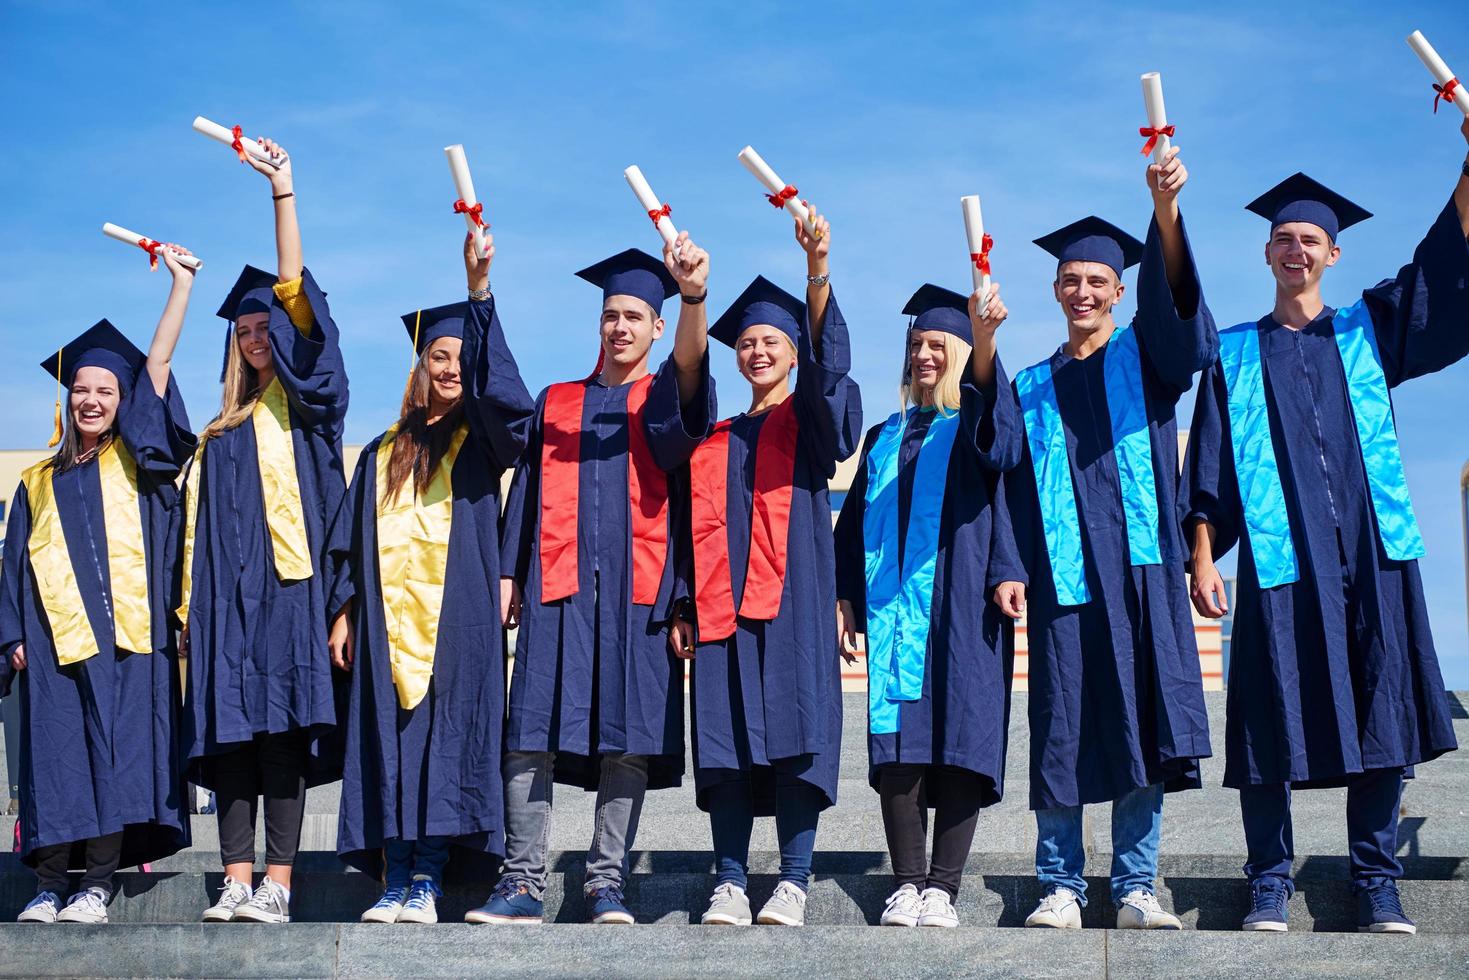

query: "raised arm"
xmin=665 ymin=231 xmax=710 ymax=408
xmin=146 ymin=245 xmax=197 ymax=397
xmin=461 ymin=231 xmax=534 ymax=469
xmin=791 ymin=206 xmax=862 ymax=470
xmin=245 ymin=136 xmax=302 ymax=284
xmin=967 ymin=284 xmax=1009 ymax=392
xmin=796 ymin=204 xmax=832 ymax=350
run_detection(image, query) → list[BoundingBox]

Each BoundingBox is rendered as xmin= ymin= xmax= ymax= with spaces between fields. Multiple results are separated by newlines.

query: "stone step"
xmin=2 ymin=862 xmax=1464 ymax=933
xmin=1 ymin=924 xmax=1465 ymax=979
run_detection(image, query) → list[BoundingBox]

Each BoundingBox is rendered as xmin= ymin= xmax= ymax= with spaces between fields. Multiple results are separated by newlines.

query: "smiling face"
xmin=600 ymin=295 xmax=664 ymax=371
xmin=424 ymin=336 xmax=463 ymax=411
xmin=1053 ymin=261 xmax=1125 ymax=334
xmin=235 ymin=312 xmax=272 ymax=372
xmin=1266 ymin=221 xmax=1339 ymax=292
xmin=908 ymin=329 xmax=949 ymax=392
xmin=735 ymin=324 xmax=797 ymax=390
xmin=69 ymin=365 xmax=121 ymax=441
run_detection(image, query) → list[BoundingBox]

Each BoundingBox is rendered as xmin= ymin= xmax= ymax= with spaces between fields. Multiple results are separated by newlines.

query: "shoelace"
xmin=374 ymin=886 xmax=409 ymax=908
xmin=30 ymin=892 xmax=61 ymax=910
xmin=590 ymin=885 xmax=625 ymax=906
xmin=1039 ymin=890 xmax=1075 ymax=912
xmin=70 ymin=890 xmax=107 ymax=914
xmin=405 ymin=884 xmax=438 ymax=910
xmin=219 ymin=879 xmax=251 ymax=902
xmin=711 ymin=883 xmax=743 ymax=900
xmin=885 ymin=887 xmax=921 ymax=910
xmin=923 ymin=891 xmax=954 ymax=913
xmin=1368 ymin=885 xmax=1405 ymax=917
xmin=1251 ymin=880 xmax=1288 ymax=915
xmin=493 ymin=878 xmax=530 ymax=901
xmin=243 ymin=882 xmax=283 ymax=911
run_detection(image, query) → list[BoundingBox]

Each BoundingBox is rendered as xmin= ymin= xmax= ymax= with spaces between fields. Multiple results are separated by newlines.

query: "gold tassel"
xmin=47 ymin=348 xmax=63 ymax=447
xmin=401 ymin=310 xmax=423 ymax=410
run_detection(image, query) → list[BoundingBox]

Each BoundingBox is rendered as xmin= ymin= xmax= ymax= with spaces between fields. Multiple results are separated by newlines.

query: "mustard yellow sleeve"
xmin=272 ymin=277 xmax=315 ymax=337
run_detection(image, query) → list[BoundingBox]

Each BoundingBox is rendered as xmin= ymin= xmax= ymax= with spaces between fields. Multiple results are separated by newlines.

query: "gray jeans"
xmin=500 ymin=750 xmax=650 ymax=897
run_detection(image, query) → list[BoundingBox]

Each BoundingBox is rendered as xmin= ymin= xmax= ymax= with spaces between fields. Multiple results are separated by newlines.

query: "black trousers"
xmin=33 ymin=831 xmax=124 ymax=897
xmin=213 ymin=731 xmax=309 ymax=867
xmin=877 ymin=764 xmax=986 ymax=899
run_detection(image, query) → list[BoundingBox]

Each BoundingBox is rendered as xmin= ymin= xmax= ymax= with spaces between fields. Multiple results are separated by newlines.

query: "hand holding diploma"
xmin=960 ymin=194 xmax=993 ymax=307
xmin=624 ymin=165 xmax=679 ymax=248
xmin=664 ymin=230 xmax=708 ymax=300
xmin=102 ymin=223 xmax=203 ymax=272
xmin=446 ymin=144 xmax=490 ymax=260
xmin=1139 ymin=72 xmax=1175 ymax=163
xmin=193 ymin=116 xmax=284 ymax=170
xmin=1407 ymin=31 xmax=1469 ymax=117
xmin=737 ymin=145 xmax=819 ymax=238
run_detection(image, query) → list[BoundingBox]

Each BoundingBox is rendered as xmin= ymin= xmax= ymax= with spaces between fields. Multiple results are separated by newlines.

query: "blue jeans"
xmin=706 ymin=771 xmax=823 ymax=890
xmin=384 ymin=835 xmax=450 ymax=889
xmin=1034 ymin=782 xmax=1163 ymax=906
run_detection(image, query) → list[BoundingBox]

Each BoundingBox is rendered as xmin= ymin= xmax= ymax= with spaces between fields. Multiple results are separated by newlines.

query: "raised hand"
xmin=665 ymin=230 xmax=709 ymax=299
xmin=247 ymin=136 xmax=293 ymax=193
xmin=969 ymin=282 xmax=1007 ymax=334
xmin=1147 ymin=145 xmax=1187 ymax=203
xmin=465 ymin=230 xmax=495 ymax=294
xmin=160 ymin=244 xmax=197 ymax=282
xmin=796 ymin=203 xmax=830 ymax=259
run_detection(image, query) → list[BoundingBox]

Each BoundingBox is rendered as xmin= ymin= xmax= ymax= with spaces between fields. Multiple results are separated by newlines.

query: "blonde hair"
xmin=900 ymin=330 xmax=971 ymax=417
xmin=202 ymin=328 xmax=264 ymax=440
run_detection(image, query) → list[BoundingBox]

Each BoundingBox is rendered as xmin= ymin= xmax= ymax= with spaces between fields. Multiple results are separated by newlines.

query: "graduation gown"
xmin=0 ymin=379 xmax=194 ymax=868
xmin=175 ymin=268 xmax=350 ymax=788
xmin=1183 ymin=199 xmax=1465 ymax=789
xmin=333 ymin=296 xmax=534 ymax=873
xmin=683 ymin=297 xmax=863 ymax=813
xmin=500 ymin=353 xmax=714 ymax=791
xmin=1001 ymin=217 xmax=1215 ymax=810
xmin=833 ymin=371 xmax=1022 ymax=806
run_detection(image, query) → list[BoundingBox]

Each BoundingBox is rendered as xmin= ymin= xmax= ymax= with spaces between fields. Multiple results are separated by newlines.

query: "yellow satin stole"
xmin=374 ymin=422 xmax=468 ymax=710
xmin=22 ymin=441 xmax=152 ymax=665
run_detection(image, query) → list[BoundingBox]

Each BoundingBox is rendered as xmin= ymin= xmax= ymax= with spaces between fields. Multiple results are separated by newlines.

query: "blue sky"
xmin=2 ymin=0 xmax=1467 ymax=684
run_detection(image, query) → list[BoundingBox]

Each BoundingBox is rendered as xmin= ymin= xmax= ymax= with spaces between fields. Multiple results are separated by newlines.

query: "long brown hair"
xmin=383 ymin=353 xmax=464 ymax=504
xmin=49 ymin=407 xmax=116 ymax=474
xmin=202 ymin=327 xmax=264 ymax=440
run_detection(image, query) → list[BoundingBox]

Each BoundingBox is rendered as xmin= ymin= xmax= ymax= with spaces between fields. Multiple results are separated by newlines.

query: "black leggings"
xmin=32 ymin=832 xmax=124 ymax=897
xmin=213 ymin=731 xmax=309 ymax=867
xmin=877 ymin=764 xmax=986 ymax=899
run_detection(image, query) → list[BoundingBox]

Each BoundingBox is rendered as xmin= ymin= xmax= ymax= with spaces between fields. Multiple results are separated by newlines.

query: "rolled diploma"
xmin=102 ymin=223 xmax=204 ymax=270
xmin=1140 ymin=72 xmax=1172 ymax=164
xmin=736 ymin=146 xmax=815 ymax=234
xmin=959 ymin=196 xmax=990 ymax=304
xmin=624 ymin=165 xmax=678 ymax=246
xmin=192 ymin=116 xmax=281 ymax=169
xmin=445 ymin=144 xmax=488 ymax=260
xmin=1407 ymin=31 xmax=1469 ymax=116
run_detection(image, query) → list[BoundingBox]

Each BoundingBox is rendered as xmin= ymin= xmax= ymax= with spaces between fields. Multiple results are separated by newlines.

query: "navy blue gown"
xmin=0 ymin=378 xmax=195 ymax=869
xmin=1001 ymin=217 xmax=1215 ymax=810
xmin=1183 ymin=200 xmax=1465 ymax=789
xmin=834 ymin=371 xmax=1023 ymax=805
xmin=333 ymin=296 xmax=534 ymax=874
xmin=683 ymin=297 xmax=863 ymax=813
xmin=500 ymin=354 xmax=714 ymax=791
xmin=175 ymin=268 xmax=350 ymax=788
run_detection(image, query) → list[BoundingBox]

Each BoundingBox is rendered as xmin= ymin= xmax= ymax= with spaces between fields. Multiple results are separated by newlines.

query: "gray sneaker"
xmin=756 ymin=881 xmax=807 ymax=926
xmin=203 ymin=876 xmax=253 ymax=922
xmin=701 ymin=883 xmax=752 ymax=926
xmin=18 ymin=891 xmax=62 ymax=923
xmin=56 ymin=888 xmax=109 ymax=924
xmin=231 ymin=876 xmax=290 ymax=923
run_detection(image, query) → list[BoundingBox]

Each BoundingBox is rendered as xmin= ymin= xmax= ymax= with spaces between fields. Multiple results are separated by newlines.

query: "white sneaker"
xmin=701 ymin=883 xmax=752 ymax=926
xmin=231 ymin=876 xmax=291 ymax=923
xmin=1025 ymin=887 xmax=1082 ymax=929
xmin=56 ymin=887 xmax=109 ymax=924
xmin=18 ymin=891 xmax=62 ymax=923
xmin=203 ymin=876 xmax=253 ymax=922
xmin=1116 ymin=889 xmax=1181 ymax=930
xmin=360 ymin=885 xmax=409 ymax=924
xmin=916 ymin=887 xmax=959 ymax=928
xmin=756 ymin=881 xmax=807 ymax=926
xmin=396 ymin=877 xmax=440 ymax=924
xmin=880 ymin=883 xmax=923 ymax=927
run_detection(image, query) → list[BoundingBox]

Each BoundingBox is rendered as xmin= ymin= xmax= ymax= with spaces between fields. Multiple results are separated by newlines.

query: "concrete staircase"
xmin=1 ymin=691 xmax=1466 ymax=978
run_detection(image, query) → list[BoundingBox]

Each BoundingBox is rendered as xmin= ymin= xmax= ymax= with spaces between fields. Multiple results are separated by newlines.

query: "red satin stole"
xmin=688 ymin=397 xmax=800 ymax=641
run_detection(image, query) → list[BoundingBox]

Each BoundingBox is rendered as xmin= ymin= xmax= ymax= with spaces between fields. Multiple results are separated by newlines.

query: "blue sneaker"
xmin=1241 ymin=876 xmax=1291 ymax=932
xmin=586 ymin=884 xmax=634 ymax=924
xmin=465 ymin=878 xmax=543 ymax=924
xmin=1356 ymin=880 xmax=1416 ymax=935
xmin=360 ymin=885 xmax=409 ymax=924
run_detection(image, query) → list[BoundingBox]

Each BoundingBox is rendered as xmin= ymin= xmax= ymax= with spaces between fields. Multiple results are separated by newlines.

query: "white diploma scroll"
xmin=1139 ymin=72 xmax=1173 ymax=163
xmin=102 ymin=223 xmax=204 ymax=271
xmin=624 ymin=165 xmax=679 ymax=247
xmin=445 ymin=144 xmax=489 ymax=260
xmin=192 ymin=116 xmax=282 ymax=169
xmin=959 ymin=195 xmax=991 ymax=306
xmin=736 ymin=145 xmax=816 ymax=235
xmin=1407 ymin=31 xmax=1469 ymax=117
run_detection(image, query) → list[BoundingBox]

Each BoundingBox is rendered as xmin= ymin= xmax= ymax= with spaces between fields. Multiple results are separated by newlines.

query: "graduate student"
xmin=332 ymin=231 xmax=534 ymax=924
xmin=1004 ymin=149 xmax=1214 ymax=931
xmin=3 ymin=245 xmax=199 ymax=923
xmin=1183 ymin=121 xmax=1469 ymax=935
xmin=466 ymin=235 xmax=715 ymax=926
xmin=832 ymin=278 xmax=1020 ymax=930
xmin=175 ymin=138 xmax=351 ymax=925
xmin=666 ymin=208 xmax=862 ymax=927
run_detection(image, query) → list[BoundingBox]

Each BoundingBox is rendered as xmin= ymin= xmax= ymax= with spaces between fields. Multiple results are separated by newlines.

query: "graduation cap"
xmin=575 ymin=248 xmax=679 ymax=314
xmin=1245 ymin=172 xmax=1372 ymax=241
xmin=401 ymin=302 xmax=467 ymax=355
xmin=902 ymin=283 xmax=973 ymax=345
xmin=1033 ymin=216 xmax=1144 ymax=278
xmin=215 ymin=264 xmax=278 ymax=321
xmin=38 ymin=319 xmax=146 ymax=446
xmin=709 ymin=275 xmax=804 ymax=349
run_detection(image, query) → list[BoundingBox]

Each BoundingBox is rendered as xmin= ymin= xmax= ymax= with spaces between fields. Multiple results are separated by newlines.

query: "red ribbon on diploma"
xmin=970 ymin=233 xmax=994 ymax=276
xmin=765 ymin=184 xmax=798 ymax=208
xmin=1139 ymin=125 xmax=1176 ymax=156
xmin=137 ymin=238 xmax=163 ymax=271
xmin=1433 ymin=78 xmax=1460 ymax=114
xmin=453 ymin=199 xmax=487 ymax=227
xmin=230 ymin=125 xmax=248 ymax=163
xmin=648 ymin=203 xmax=672 ymax=226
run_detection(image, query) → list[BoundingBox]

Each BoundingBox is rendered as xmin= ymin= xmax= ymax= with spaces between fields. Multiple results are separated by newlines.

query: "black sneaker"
xmin=1356 ymin=880 xmax=1416 ymax=935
